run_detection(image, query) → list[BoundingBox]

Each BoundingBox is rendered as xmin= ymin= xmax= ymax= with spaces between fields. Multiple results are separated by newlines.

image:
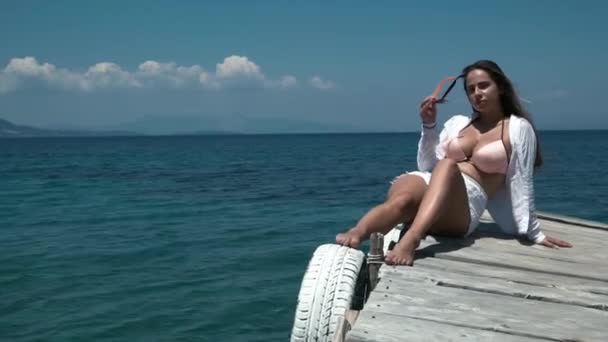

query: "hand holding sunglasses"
xmin=419 ymin=75 xmax=462 ymax=128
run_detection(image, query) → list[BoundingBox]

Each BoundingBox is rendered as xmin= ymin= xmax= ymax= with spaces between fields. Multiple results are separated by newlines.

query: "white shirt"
xmin=417 ymin=114 xmax=546 ymax=243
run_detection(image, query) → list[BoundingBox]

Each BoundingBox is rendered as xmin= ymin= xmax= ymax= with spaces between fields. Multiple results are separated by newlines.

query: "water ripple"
xmin=0 ymin=132 xmax=606 ymax=341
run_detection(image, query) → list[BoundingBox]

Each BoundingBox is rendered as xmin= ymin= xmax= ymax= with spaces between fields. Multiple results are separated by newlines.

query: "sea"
xmin=1 ymin=130 xmax=607 ymax=341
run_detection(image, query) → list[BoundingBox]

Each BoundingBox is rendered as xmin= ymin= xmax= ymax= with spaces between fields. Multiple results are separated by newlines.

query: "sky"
xmin=1 ymin=0 xmax=607 ymax=133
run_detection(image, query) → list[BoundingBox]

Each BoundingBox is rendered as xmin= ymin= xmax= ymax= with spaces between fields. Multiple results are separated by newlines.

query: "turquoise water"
xmin=1 ymin=131 xmax=607 ymax=341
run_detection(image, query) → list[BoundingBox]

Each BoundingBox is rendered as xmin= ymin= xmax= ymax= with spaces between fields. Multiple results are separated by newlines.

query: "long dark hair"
xmin=442 ymin=60 xmax=543 ymax=168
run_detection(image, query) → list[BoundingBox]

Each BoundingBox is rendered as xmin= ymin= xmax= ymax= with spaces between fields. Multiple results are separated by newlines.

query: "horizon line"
xmin=2 ymin=127 xmax=607 ymax=139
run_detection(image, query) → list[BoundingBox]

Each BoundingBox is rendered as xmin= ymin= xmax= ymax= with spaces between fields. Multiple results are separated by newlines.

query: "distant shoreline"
xmin=2 ymin=117 xmax=606 ymax=138
xmin=1 ymin=129 xmax=606 ymax=139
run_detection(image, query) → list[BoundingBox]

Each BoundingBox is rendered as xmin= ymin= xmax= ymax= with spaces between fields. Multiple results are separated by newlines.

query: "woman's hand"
xmin=419 ymin=96 xmax=438 ymax=126
xmin=539 ymin=235 xmax=572 ymax=248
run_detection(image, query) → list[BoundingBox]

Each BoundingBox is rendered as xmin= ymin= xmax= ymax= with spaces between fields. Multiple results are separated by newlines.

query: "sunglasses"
xmin=431 ymin=75 xmax=463 ymax=104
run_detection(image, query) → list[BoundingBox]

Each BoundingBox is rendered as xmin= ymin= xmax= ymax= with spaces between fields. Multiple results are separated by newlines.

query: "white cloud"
xmin=0 ymin=57 xmax=140 ymax=92
xmin=279 ymin=75 xmax=297 ymax=89
xmin=137 ymin=60 xmax=206 ymax=88
xmin=260 ymin=74 xmax=298 ymax=90
xmin=84 ymin=62 xmax=141 ymax=89
xmin=216 ymin=55 xmax=264 ymax=80
xmin=1 ymin=57 xmax=82 ymax=92
xmin=199 ymin=72 xmax=219 ymax=89
xmin=310 ymin=75 xmax=335 ymax=90
xmin=0 ymin=55 xmax=333 ymax=94
xmin=5 ymin=56 xmax=56 ymax=77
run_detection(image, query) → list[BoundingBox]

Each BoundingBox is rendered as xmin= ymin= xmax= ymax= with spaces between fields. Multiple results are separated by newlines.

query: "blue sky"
xmin=1 ymin=0 xmax=607 ymax=133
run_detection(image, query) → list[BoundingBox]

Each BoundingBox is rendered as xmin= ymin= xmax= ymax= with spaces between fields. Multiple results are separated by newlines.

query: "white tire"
xmin=290 ymin=244 xmax=366 ymax=342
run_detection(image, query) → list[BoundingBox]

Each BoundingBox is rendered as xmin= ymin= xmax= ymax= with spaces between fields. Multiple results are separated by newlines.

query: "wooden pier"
xmin=338 ymin=212 xmax=608 ymax=342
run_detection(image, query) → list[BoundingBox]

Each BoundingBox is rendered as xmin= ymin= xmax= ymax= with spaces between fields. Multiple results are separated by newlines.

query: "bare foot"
xmin=335 ymin=227 xmax=367 ymax=248
xmin=385 ymin=234 xmax=421 ymax=266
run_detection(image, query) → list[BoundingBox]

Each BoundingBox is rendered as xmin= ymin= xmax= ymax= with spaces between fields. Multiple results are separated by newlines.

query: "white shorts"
xmin=391 ymin=170 xmax=488 ymax=235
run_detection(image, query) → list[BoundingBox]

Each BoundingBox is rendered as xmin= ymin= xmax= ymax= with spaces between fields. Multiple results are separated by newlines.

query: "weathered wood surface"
xmin=333 ymin=310 xmax=360 ymax=342
xmin=348 ymin=311 xmax=549 ymax=342
xmin=346 ymin=213 xmax=608 ymax=342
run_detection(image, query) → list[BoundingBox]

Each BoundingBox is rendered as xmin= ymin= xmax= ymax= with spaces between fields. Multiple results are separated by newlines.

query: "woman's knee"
xmin=388 ymin=192 xmax=415 ymax=214
xmin=436 ymin=158 xmax=458 ymax=168
xmin=434 ymin=158 xmax=460 ymax=176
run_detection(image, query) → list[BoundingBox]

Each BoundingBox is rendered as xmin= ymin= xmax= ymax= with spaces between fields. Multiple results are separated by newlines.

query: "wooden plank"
xmin=477 ymin=212 xmax=608 ymax=240
xmin=359 ymin=279 xmax=608 ymax=341
xmin=528 ymin=220 xmax=608 ymax=242
xmin=420 ymin=247 xmax=608 ymax=282
xmin=380 ymin=266 xmax=608 ymax=311
xmin=480 ymin=210 xmax=608 ymax=231
xmin=537 ymin=211 xmax=608 ymax=231
xmin=333 ymin=310 xmax=360 ymax=342
xmin=360 ymin=212 xmax=608 ymax=341
xmin=474 ymin=219 xmax=606 ymax=249
xmin=407 ymin=256 xmax=608 ymax=293
xmin=419 ymin=233 xmax=608 ymax=266
xmin=387 ymin=220 xmax=608 ymax=265
xmin=388 ymin=215 xmax=606 ymax=251
xmin=346 ymin=311 xmax=547 ymax=342
xmin=480 ymin=236 xmax=608 ymax=261
xmin=412 ymin=235 xmax=608 ymax=281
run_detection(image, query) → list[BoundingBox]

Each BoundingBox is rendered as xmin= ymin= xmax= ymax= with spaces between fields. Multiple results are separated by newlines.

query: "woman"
xmin=336 ymin=60 xmax=572 ymax=266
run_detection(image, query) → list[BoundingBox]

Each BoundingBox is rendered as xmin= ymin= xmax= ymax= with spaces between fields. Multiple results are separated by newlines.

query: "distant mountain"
xmin=0 ymin=118 xmax=136 ymax=137
xmin=106 ymin=115 xmax=237 ymax=135
xmin=110 ymin=114 xmax=362 ymax=135
xmin=231 ymin=116 xmax=364 ymax=134
xmin=176 ymin=130 xmax=236 ymax=136
xmin=1 ymin=114 xmax=364 ymax=137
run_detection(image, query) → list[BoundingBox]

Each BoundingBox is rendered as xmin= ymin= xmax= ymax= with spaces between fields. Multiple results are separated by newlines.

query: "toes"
xmin=337 ymin=233 xmax=361 ymax=248
xmin=385 ymin=255 xmax=413 ymax=266
xmin=398 ymin=259 xmax=410 ymax=266
xmin=335 ymin=234 xmax=347 ymax=245
xmin=386 ymin=253 xmax=403 ymax=266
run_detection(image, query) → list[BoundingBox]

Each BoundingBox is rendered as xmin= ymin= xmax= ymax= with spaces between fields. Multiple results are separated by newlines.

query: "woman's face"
xmin=465 ymin=69 xmax=501 ymax=114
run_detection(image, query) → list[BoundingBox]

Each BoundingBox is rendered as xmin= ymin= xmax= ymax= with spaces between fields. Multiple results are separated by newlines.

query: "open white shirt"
xmin=417 ymin=114 xmax=546 ymax=243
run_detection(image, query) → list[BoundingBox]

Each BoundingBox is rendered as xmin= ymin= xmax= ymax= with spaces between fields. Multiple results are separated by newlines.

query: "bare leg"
xmin=385 ymin=159 xmax=471 ymax=266
xmin=336 ymin=174 xmax=427 ymax=248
